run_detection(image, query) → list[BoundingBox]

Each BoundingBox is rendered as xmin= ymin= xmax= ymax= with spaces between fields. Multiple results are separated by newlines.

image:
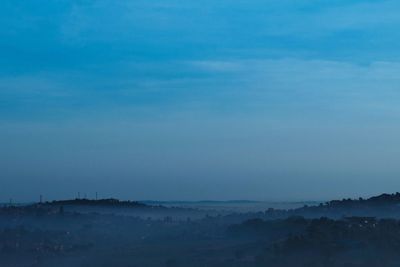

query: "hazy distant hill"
xmin=268 ymin=192 xmax=400 ymax=219
xmin=43 ymin=198 xmax=149 ymax=208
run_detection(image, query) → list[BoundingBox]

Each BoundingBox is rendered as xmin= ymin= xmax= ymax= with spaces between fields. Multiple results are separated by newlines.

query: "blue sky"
xmin=1 ymin=0 xmax=400 ymax=201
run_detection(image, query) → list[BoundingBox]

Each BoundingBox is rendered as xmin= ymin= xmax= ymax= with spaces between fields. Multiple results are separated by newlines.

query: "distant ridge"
xmin=33 ymin=192 xmax=400 ymax=210
xmin=41 ymin=198 xmax=149 ymax=208
xmin=325 ymin=192 xmax=400 ymax=207
xmin=143 ymin=200 xmax=261 ymax=205
xmin=5 ymin=192 xmax=400 ymax=217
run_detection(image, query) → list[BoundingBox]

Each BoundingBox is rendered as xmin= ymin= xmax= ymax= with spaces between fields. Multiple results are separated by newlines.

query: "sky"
xmin=1 ymin=0 xmax=400 ymax=202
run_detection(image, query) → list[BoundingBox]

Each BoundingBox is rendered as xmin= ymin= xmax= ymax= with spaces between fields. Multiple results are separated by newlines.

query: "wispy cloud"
xmin=2 ymin=58 xmax=400 ymax=123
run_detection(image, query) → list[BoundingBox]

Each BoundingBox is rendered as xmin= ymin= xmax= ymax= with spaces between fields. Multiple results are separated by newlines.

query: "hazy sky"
xmin=2 ymin=0 xmax=400 ymax=202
